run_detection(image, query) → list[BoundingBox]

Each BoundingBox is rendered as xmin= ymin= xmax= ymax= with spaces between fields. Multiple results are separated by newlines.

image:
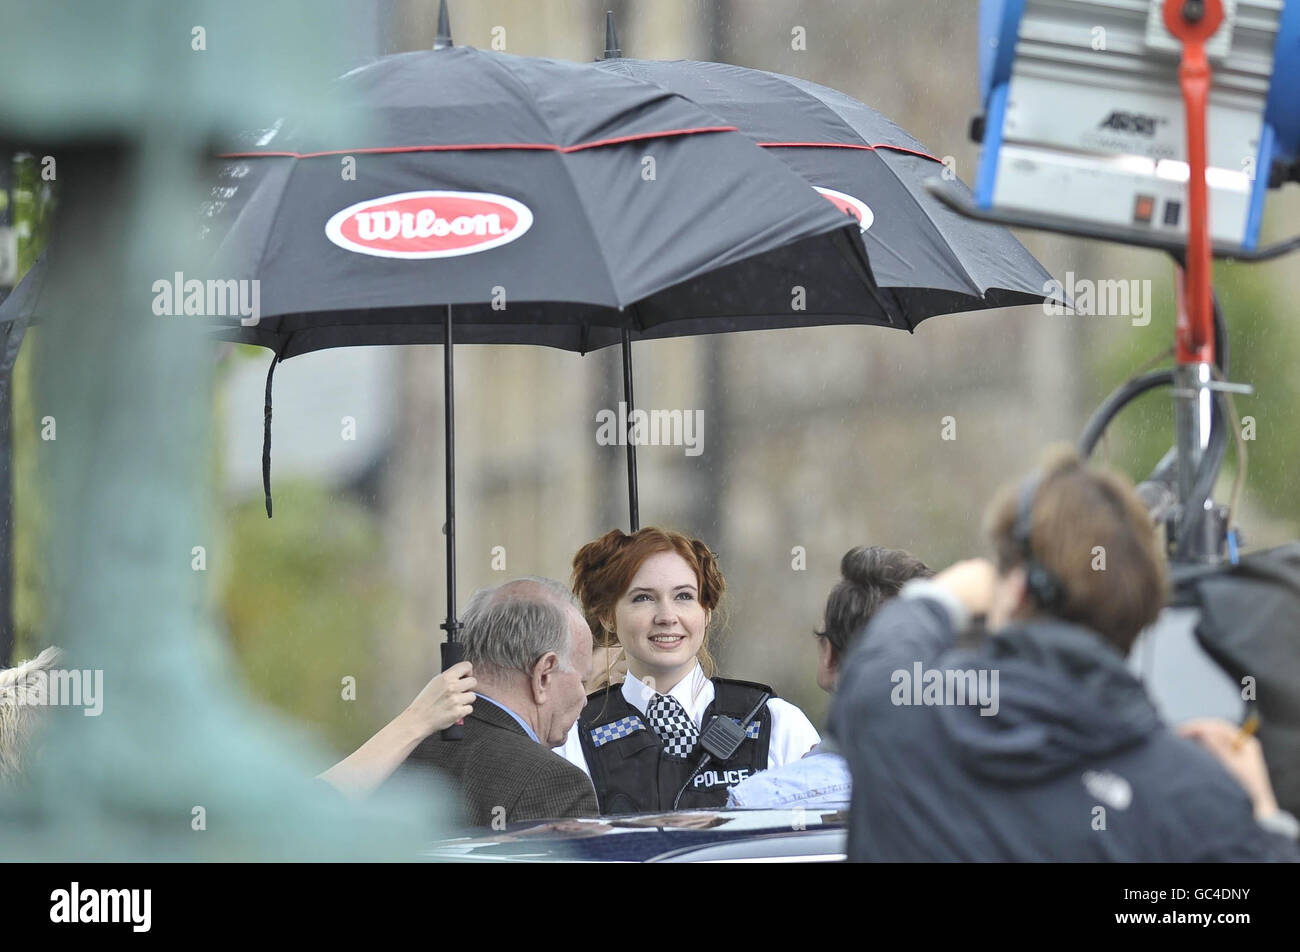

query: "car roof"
xmin=422 ymin=807 xmax=848 ymax=862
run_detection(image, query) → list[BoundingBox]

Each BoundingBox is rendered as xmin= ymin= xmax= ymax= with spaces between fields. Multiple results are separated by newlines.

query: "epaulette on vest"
xmin=581 ymin=677 xmax=777 ymax=729
xmin=711 ymin=677 xmax=778 ymax=701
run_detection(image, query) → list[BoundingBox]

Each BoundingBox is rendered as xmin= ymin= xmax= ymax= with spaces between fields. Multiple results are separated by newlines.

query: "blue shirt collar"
xmin=475 ymin=693 xmax=540 ymax=744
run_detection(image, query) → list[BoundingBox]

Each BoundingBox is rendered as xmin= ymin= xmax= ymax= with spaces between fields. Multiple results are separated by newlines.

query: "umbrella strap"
xmin=263 ymin=340 xmax=290 ymax=518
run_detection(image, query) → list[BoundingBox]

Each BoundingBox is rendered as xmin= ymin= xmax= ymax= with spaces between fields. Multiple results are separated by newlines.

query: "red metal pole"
xmin=1163 ymin=0 xmax=1223 ymax=366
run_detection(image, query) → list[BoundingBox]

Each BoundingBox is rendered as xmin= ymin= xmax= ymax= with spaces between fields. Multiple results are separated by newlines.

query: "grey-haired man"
xmin=396 ymin=577 xmax=598 ymax=828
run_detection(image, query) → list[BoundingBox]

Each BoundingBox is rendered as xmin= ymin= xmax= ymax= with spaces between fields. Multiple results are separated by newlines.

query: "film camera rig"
xmin=932 ymin=0 xmax=1300 ymax=562
xmin=929 ymin=0 xmax=1300 ymax=815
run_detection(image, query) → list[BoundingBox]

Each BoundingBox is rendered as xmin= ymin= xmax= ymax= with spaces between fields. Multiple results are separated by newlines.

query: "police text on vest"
xmin=693 ymin=767 xmax=751 ymax=788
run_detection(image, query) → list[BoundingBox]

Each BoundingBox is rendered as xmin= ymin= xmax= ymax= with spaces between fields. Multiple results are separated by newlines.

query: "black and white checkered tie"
xmin=646 ymin=693 xmax=699 ymax=759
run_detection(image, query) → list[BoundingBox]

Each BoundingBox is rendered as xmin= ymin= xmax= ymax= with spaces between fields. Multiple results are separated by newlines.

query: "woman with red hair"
xmin=555 ymin=527 xmax=819 ymax=813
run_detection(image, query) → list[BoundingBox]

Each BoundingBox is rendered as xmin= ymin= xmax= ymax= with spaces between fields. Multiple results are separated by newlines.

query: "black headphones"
xmin=1011 ymin=469 xmax=1066 ymax=613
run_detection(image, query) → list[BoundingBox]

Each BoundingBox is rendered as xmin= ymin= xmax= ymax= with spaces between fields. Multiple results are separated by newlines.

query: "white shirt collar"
xmin=620 ymin=661 xmax=714 ymax=726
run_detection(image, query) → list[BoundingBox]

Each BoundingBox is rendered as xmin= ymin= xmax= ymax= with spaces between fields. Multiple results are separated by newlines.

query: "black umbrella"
xmin=194 ymin=26 xmax=898 ymax=688
xmin=593 ymin=11 xmax=1059 ymax=531
xmin=208 ymin=46 xmax=881 ymax=359
xmin=0 ymin=16 xmax=880 ymax=735
xmin=215 ymin=19 xmax=1068 ymax=540
xmin=594 ymin=22 xmax=1055 ymax=317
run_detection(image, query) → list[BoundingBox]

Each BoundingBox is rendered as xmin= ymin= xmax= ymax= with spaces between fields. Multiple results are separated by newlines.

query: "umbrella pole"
xmin=609 ymin=14 xmax=637 ymax=533
xmin=440 ymin=303 xmax=464 ymax=740
xmin=621 ymin=329 xmax=639 ymax=532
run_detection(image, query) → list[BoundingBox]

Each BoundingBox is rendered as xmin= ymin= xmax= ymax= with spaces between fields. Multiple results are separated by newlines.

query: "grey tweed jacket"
xmin=400 ymin=699 xmax=599 ymax=829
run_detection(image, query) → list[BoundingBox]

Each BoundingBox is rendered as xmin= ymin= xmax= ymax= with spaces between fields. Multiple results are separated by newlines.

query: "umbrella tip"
xmin=434 ymin=0 xmax=453 ymax=50
xmin=603 ymin=10 xmax=621 ymax=59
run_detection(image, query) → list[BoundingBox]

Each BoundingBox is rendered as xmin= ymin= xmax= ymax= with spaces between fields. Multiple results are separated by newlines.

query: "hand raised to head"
xmin=934 ymin=558 xmax=998 ymax=619
xmin=406 ymin=661 xmax=476 ymax=738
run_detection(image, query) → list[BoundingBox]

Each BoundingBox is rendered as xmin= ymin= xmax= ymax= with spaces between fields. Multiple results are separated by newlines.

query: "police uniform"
xmin=555 ymin=663 xmax=821 ymax=814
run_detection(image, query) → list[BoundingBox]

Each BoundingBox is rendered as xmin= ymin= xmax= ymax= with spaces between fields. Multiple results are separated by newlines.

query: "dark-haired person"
xmin=555 ymin=527 xmax=820 ymax=813
xmin=727 ymin=546 xmax=932 ymax=809
xmin=831 ymin=446 xmax=1300 ymax=861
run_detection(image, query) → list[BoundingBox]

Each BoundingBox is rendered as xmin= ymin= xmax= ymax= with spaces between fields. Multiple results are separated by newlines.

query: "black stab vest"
xmin=577 ymin=677 xmax=775 ymax=814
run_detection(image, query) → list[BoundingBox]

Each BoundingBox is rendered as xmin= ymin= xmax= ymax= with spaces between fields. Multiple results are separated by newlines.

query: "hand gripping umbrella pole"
xmin=440 ymin=303 xmax=465 ymax=740
xmin=435 ymin=2 xmax=464 ymax=740
xmin=431 ymin=2 xmax=465 ymax=740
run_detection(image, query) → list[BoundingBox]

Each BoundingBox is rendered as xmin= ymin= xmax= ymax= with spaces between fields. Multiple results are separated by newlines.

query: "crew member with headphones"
xmin=554 ymin=527 xmax=821 ymax=813
xmin=831 ymin=447 xmax=1300 ymax=861
xmin=1012 ymin=467 xmax=1066 ymax=613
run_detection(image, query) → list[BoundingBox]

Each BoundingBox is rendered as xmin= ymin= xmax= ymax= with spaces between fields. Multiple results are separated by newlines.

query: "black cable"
xmin=1079 ymin=264 xmax=1234 ymax=559
xmin=1077 ymin=366 xmax=1229 ymax=559
xmin=1212 ymin=289 xmax=1228 ymax=378
xmin=1078 ymin=369 xmax=1176 ymax=458
xmin=671 ymin=693 xmax=771 ymax=810
xmin=735 ymin=693 xmax=770 ymax=730
xmin=673 ymin=754 xmax=711 ymax=810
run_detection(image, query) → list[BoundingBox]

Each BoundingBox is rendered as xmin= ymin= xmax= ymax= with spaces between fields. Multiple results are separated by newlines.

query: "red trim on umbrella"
xmin=757 ymin=141 xmax=942 ymax=163
xmin=217 ymin=125 xmax=739 ymax=160
xmin=560 ymin=126 xmax=734 ymax=152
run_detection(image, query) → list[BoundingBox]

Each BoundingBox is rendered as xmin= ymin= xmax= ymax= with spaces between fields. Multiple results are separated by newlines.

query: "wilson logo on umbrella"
xmin=814 ymin=186 xmax=874 ymax=232
xmin=324 ymin=190 xmax=534 ymax=259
